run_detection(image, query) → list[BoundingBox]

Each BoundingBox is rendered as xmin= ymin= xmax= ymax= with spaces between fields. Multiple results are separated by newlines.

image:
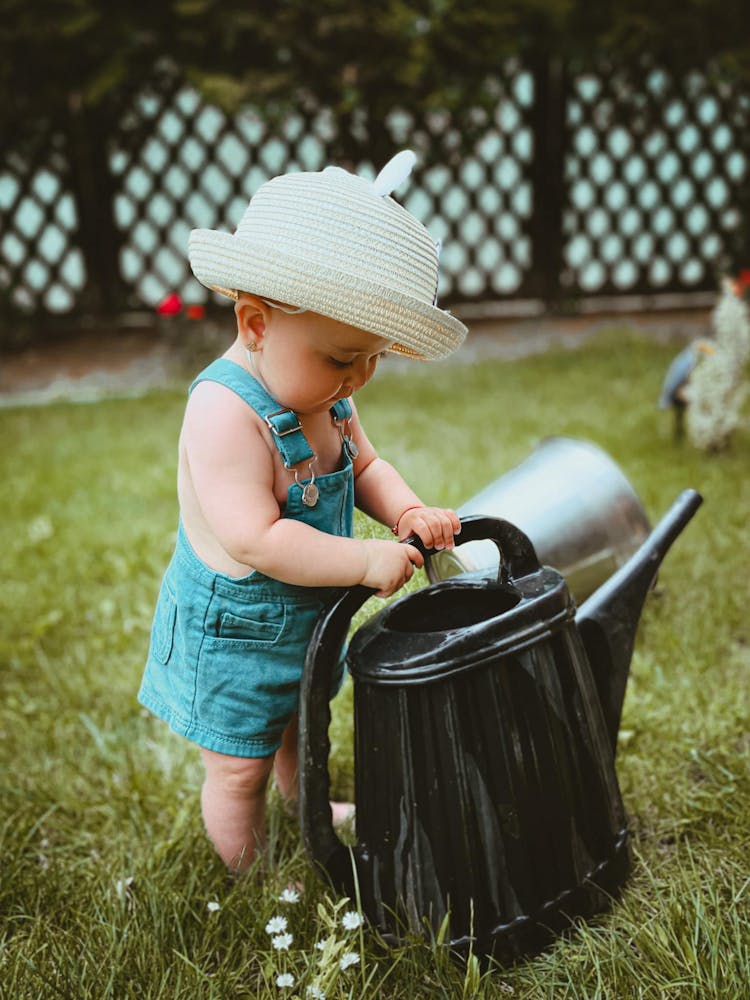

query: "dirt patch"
xmin=0 ymin=307 xmax=712 ymax=406
xmin=0 ymin=321 xmax=226 ymax=406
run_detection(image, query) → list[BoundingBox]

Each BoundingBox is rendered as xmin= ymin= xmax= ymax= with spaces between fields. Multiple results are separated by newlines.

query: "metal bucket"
xmin=427 ymin=437 xmax=651 ymax=603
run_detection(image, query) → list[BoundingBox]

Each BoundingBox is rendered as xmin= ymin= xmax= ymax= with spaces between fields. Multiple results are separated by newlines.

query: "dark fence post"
xmin=728 ymin=109 xmax=750 ymax=274
xmin=65 ymin=98 xmax=128 ymax=316
xmin=527 ymin=54 xmax=567 ymax=305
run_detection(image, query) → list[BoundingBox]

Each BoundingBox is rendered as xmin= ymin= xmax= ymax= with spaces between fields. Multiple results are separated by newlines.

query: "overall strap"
xmin=330 ymin=398 xmax=352 ymax=422
xmin=190 ymin=359 xmax=352 ymax=468
xmin=190 ymin=359 xmax=313 ymax=467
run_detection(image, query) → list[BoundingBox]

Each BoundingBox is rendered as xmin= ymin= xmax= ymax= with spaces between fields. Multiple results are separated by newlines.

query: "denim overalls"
xmin=138 ymin=359 xmax=355 ymax=757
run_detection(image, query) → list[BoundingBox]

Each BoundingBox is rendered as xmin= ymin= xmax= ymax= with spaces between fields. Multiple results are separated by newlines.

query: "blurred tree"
xmin=0 ymin=0 xmax=572 ymax=311
xmin=170 ymin=0 xmax=570 ymax=164
xmin=3 ymin=0 xmax=748 ymax=167
xmin=1 ymin=0 xmax=748 ymax=311
xmin=578 ymin=0 xmax=750 ymax=81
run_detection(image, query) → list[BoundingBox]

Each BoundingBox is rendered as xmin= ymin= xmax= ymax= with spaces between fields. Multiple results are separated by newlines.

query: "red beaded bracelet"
xmin=392 ymin=505 xmax=424 ymax=536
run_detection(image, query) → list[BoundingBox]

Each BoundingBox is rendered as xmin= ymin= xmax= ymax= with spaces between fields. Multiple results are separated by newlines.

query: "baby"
xmin=138 ymin=150 xmax=467 ymax=873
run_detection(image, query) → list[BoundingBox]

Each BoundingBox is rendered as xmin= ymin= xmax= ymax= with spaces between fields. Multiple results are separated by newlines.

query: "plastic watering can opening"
xmin=384 ymin=583 xmax=522 ymax=632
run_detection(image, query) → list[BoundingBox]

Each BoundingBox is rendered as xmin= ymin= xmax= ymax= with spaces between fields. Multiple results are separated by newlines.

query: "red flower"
xmin=185 ymin=304 xmax=206 ymax=320
xmin=156 ymin=293 xmax=183 ymax=316
xmin=733 ymin=269 xmax=750 ymax=296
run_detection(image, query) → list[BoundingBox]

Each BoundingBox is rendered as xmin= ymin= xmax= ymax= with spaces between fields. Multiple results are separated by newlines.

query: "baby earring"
xmin=244 ymin=341 xmax=258 ymax=364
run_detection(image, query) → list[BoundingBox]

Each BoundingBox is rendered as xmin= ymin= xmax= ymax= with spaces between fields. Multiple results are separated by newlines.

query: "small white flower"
xmin=278 ymin=887 xmax=301 ymax=903
xmin=206 ymin=900 xmax=220 ymax=912
xmin=28 ymin=515 xmax=53 ymax=543
xmin=265 ymin=915 xmax=288 ymax=935
xmin=315 ymin=937 xmax=330 ymax=951
xmin=115 ymin=876 xmax=134 ymax=898
xmin=306 ymin=987 xmax=326 ymax=999
xmin=339 ymin=951 xmax=360 ymax=970
xmin=341 ymin=910 xmax=363 ymax=931
xmin=272 ymin=932 xmax=293 ymax=951
xmin=276 ymin=972 xmax=295 ymax=989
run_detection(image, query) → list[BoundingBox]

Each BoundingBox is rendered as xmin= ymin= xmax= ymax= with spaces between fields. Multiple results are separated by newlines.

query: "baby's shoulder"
xmin=184 ymin=379 xmax=264 ymax=436
xmin=188 ymin=377 xmax=258 ymax=413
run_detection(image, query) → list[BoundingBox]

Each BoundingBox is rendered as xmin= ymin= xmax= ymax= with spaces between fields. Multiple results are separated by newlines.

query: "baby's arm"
xmin=182 ymin=382 xmax=422 ymax=597
xmin=349 ymin=405 xmax=460 ymax=550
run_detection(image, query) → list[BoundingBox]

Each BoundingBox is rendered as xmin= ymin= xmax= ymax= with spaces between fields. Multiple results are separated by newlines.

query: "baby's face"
xmin=252 ymin=307 xmax=393 ymax=414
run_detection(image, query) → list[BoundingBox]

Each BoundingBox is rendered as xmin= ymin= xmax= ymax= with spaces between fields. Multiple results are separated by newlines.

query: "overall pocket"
xmin=215 ymin=605 xmax=285 ymax=646
xmin=196 ymin=595 xmax=312 ymax=741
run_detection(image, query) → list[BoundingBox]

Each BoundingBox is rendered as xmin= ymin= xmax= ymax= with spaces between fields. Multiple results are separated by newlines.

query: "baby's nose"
xmin=349 ymin=357 xmax=374 ymax=389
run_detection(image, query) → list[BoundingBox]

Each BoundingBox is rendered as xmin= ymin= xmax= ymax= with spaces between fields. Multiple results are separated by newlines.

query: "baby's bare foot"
xmin=277 ymin=795 xmax=354 ymax=830
xmin=331 ymin=800 xmax=356 ymax=829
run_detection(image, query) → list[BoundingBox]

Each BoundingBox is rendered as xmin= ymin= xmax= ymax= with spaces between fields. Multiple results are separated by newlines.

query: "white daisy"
xmin=306 ymin=987 xmax=326 ymax=999
xmin=206 ymin=901 xmax=220 ymax=912
xmin=276 ymin=972 xmax=295 ymax=988
xmin=339 ymin=951 xmax=360 ymax=970
xmin=272 ymin=933 xmax=293 ymax=951
xmin=278 ymin=887 xmax=301 ymax=903
xmin=341 ymin=910 xmax=363 ymax=931
xmin=265 ymin=915 xmax=288 ymax=935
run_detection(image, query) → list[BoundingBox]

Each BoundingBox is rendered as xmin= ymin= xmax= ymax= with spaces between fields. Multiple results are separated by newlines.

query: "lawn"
xmin=1 ymin=326 xmax=748 ymax=998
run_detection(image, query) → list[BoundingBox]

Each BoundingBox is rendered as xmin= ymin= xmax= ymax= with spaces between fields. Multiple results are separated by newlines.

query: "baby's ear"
xmin=235 ymin=294 xmax=268 ymax=344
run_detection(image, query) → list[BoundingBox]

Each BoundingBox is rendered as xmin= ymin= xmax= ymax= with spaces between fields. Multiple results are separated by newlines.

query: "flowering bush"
xmin=684 ymin=275 xmax=750 ymax=451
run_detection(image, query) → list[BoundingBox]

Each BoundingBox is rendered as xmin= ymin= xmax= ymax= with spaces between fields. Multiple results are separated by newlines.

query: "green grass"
xmin=1 ymin=326 xmax=749 ymax=998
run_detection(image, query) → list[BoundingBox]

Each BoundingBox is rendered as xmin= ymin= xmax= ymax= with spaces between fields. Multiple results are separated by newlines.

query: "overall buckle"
xmin=265 ymin=408 xmax=303 ymax=438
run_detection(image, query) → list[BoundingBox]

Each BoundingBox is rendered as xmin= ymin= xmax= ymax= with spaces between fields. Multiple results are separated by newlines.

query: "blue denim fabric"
xmin=138 ymin=360 xmax=355 ymax=757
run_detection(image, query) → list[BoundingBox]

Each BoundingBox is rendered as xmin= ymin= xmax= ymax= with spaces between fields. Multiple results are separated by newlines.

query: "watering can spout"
xmin=578 ymin=489 xmax=703 ymax=753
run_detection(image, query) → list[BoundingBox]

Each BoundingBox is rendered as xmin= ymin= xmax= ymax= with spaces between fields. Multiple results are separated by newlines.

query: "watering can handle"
xmin=405 ymin=513 xmax=541 ymax=583
xmin=297 ymin=514 xmax=540 ymax=893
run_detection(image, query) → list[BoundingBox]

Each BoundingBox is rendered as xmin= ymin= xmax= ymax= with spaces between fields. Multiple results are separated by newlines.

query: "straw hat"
xmin=188 ymin=151 xmax=467 ymax=360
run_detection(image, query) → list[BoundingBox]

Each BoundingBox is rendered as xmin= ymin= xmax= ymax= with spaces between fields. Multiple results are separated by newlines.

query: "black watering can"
xmin=298 ymin=489 xmax=702 ymax=959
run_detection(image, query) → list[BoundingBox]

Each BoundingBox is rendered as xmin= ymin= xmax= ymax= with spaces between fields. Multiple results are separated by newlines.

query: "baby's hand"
xmin=396 ymin=506 xmax=461 ymax=551
xmin=360 ymin=539 xmax=424 ymax=598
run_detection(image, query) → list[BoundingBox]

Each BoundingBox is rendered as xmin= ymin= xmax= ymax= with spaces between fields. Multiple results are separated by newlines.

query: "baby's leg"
xmin=273 ymin=714 xmax=300 ymax=802
xmin=200 ymin=747 xmax=274 ymax=873
xmin=274 ymin=715 xmax=355 ymax=827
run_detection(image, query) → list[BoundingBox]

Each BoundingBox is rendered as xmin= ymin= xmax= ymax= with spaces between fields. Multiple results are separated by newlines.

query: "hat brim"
xmin=189 ymin=229 xmax=467 ymax=361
